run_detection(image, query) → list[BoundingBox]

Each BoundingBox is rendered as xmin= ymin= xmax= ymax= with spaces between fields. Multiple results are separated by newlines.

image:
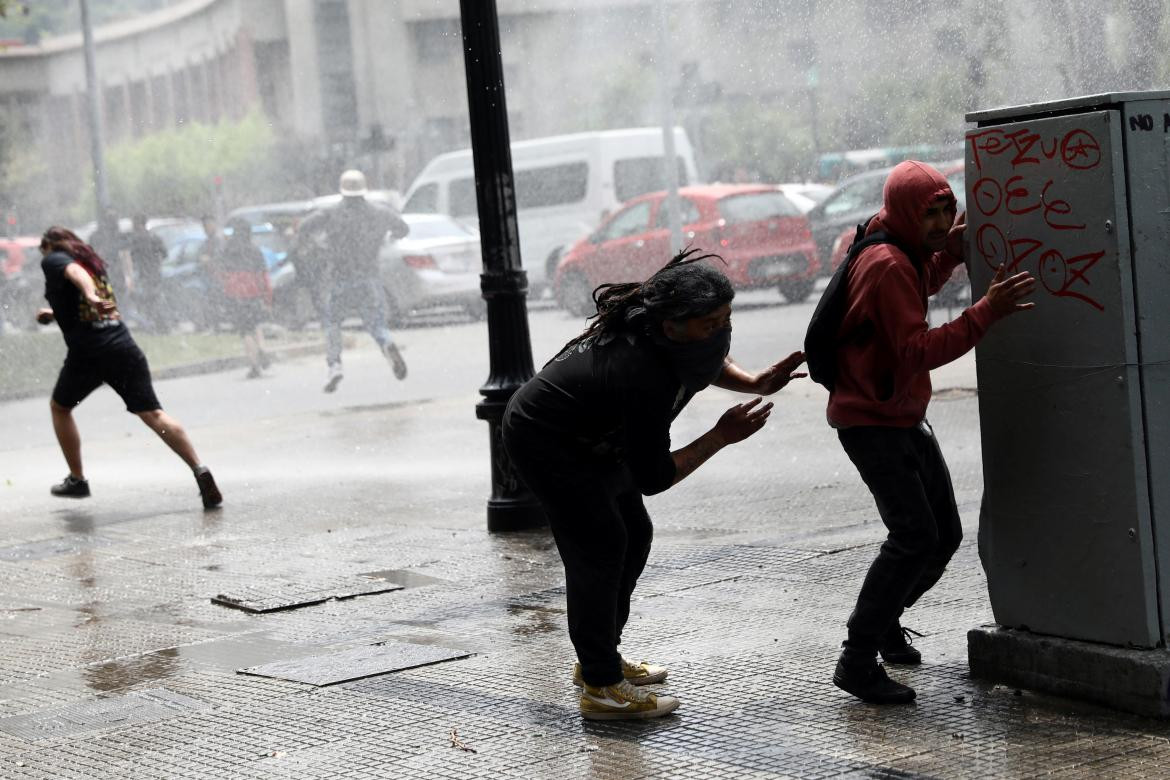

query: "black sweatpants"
xmin=502 ymin=426 xmax=652 ymax=687
xmin=837 ymin=421 xmax=962 ymax=658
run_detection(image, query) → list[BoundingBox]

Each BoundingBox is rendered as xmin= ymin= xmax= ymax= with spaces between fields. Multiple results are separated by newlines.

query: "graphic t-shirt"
xmin=42 ymin=251 xmax=133 ymax=352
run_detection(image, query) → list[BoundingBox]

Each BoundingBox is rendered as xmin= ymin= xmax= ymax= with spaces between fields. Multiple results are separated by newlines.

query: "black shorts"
xmin=52 ymin=343 xmax=162 ymax=413
xmin=227 ymin=298 xmax=266 ymax=331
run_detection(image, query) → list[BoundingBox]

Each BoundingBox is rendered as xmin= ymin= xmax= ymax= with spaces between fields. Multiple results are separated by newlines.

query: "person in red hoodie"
xmin=830 ymin=160 xmax=1035 ymax=704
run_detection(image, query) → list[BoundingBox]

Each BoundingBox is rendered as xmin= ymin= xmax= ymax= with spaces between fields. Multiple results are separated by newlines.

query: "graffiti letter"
xmin=1061 ymin=129 xmax=1102 ymax=170
xmin=1005 ymin=175 xmax=1041 ymax=216
xmin=968 ymin=129 xmax=1009 ymax=171
xmin=1007 ymin=129 xmax=1041 ymax=166
xmin=1008 ymin=237 xmax=1043 ymax=272
xmin=976 ymin=223 xmax=1009 ymax=270
xmin=1041 ymin=180 xmax=1085 ymax=231
xmin=1039 ymin=248 xmax=1105 ymax=311
xmin=972 ymin=177 xmax=1003 ymax=217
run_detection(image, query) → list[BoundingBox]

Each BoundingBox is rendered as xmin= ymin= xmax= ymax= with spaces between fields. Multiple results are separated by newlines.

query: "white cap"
xmin=339 ymin=169 xmax=368 ymax=197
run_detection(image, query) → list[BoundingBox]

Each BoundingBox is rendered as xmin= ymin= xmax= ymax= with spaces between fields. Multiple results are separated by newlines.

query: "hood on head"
xmin=867 ymin=160 xmax=955 ymax=252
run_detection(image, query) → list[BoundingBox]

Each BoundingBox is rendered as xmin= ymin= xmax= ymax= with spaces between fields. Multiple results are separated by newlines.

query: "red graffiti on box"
xmin=967 ymin=125 xmax=1106 ymax=311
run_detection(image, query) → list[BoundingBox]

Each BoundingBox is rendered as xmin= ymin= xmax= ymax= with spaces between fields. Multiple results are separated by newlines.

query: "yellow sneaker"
xmin=572 ymin=656 xmax=668 ymax=687
xmin=579 ymin=679 xmax=679 ymax=721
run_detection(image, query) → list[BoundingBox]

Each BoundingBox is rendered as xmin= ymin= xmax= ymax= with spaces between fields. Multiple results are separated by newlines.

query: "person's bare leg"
xmin=241 ymin=332 xmax=260 ymax=369
xmin=137 ymin=409 xmax=200 ymax=470
xmin=50 ymin=400 xmax=84 ymax=478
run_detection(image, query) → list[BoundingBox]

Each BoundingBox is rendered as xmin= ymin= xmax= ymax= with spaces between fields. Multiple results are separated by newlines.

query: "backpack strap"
xmin=833 ymin=218 xmax=912 ymax=348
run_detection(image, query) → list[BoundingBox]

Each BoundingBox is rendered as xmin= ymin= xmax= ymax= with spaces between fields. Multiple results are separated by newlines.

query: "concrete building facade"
xmin=0 ymin=0 xmax=1133 ymax=222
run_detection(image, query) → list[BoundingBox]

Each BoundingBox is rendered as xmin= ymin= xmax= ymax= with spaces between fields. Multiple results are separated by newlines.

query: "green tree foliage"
xmin=0 ymin=0 xmax=177 ymax=43
xmin=701 ymin=101 xmax=816 ymax=183
xmin=826 ymin=63 xmax=970 ymax=152
xmin=100 ymin=110 xmax=278 ymax=217
xmin=0 ymin=109 xmax=61 ymax=231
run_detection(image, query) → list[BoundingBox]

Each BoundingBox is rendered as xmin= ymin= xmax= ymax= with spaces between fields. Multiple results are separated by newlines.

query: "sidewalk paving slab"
xmin=2 ymin=366 xmax=1170 ymax=778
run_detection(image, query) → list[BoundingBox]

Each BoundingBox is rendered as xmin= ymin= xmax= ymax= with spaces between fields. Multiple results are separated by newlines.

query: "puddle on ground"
xmin=82 ymin=647 xmax=181 ymax=692
xmin=360 ymin=569 xmax=448 ymax=588
xmin=507 ymin=604 xmax=564 ymax=637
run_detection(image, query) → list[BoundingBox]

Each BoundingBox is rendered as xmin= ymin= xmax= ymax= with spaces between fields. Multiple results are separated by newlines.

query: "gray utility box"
xmin=967 ymin=91 xmax=1170 ymax=649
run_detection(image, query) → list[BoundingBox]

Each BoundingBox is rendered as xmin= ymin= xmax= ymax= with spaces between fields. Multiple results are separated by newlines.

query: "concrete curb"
xmin=0 ymin=341 xmax=326 ymax=404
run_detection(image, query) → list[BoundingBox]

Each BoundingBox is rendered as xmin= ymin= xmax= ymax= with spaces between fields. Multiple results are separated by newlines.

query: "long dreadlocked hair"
xmin=557 ymin=246 xmax=733 ymax=356
xmin=40 ymin=226 xmax=107 ymax=278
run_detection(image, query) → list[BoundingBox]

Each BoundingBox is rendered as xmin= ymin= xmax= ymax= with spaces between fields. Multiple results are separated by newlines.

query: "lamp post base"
xmin=476 ymin=397 xmax=547 ymax=534
xmin=486 ymin=498 xmax=547 ymax=533
xmin=969 ymin=625 xmax=1170 ymax=718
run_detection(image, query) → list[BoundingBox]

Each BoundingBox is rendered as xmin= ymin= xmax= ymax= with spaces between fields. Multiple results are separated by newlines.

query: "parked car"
xmin=75 ymin=217 xmax=202 ymax=250
xmin=554 ymin=184 xmax=819 ymax=316
xmin=403 ymin=127 xmax=699 ymax=295
xmin=160 ymin=223 xmax=301 ymax=330
xmin=226 ymin=190 xmax=404 ymax=329
xmin=226 ymin=190 xmax=400 ymax=235
xmin=0 ymin=236 xmax=44 ymax=328
xmin=809 ymin=160 xmax=967 ymax=278
xmin=806 ymin=167 xmax=892 ymax=276
xmin=776 ymin=182 xmax=834 ymax=213
xmin=378 ymin=213 xmax=483 ymax=324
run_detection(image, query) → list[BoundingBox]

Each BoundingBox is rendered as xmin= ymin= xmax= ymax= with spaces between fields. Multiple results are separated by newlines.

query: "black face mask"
xmin=653 ymin=326 xmax=732 ymax=392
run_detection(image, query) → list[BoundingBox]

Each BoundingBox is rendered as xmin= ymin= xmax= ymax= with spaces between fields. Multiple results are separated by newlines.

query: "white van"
xmin=401 ymin=127 xmax=699 ymax=294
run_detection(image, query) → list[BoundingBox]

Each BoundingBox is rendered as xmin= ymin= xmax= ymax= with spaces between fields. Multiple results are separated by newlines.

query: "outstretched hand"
xmin=986 ymin=263 xmax=1036 ymax=318
xmin=752 ymin=351 xmax=807 ymax=395
xmin=85 ymin=292 xmax=118 ymax=317
xmin=713 ymin=397 xmax=774 ymax=445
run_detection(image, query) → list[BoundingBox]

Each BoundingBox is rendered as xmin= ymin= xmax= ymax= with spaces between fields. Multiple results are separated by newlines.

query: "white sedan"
xmin=378 ymin=213 xmax=484 ymax=324
xmin=776 ymin=182 xmax=834 ymax=214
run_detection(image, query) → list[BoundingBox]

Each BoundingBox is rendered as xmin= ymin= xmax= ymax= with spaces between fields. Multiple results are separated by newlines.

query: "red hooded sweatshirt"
xmin=827 ymin=160 xmax=1001 ymax=428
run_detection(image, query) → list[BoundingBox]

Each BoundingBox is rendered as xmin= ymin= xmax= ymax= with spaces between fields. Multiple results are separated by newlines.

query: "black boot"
xmin=879 ymin=623 xmax=923 ymax=665
xmin=833 ymin=652 xmax=916 ymax=704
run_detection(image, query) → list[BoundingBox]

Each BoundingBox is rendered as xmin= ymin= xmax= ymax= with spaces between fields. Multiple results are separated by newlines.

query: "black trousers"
xmin=502 ymin=426 xmax=652 ymax=687
xmin=838 ymin=421 xmax=962 ymax=658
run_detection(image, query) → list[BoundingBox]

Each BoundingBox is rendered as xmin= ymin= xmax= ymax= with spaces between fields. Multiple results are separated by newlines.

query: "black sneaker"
xmin=833 ymin=656 xmax=916 ymax=704
xmin=383 ymin=343 xmax=407 ymax=380
xmin=880 ymin=623 xmax=923 ymax=665
xmin=196 ymin=470 xmax=222 ymax=509
xmin=50 ymin=475 xmax=90 ymax=498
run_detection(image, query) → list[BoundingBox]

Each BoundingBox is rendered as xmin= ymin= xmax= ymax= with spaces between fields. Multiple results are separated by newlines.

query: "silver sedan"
xmin=378 ymin=213 xmax=485 ymax=324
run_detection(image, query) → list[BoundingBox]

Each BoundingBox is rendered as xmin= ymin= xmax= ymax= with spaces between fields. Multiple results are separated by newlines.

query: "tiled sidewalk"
xmin=2 ymin=390 xmax=1169 ymax=779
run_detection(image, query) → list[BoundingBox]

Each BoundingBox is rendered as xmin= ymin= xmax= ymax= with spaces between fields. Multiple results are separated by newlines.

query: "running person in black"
xmin=502 ymin=249 xmax=805 ymax=721
xmin=35 ymin=226 xmax=222 ymax=508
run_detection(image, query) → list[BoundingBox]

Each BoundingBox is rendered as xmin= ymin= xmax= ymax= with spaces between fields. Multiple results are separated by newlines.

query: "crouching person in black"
xmin=502 ymin=249 xmax=805 ymax=721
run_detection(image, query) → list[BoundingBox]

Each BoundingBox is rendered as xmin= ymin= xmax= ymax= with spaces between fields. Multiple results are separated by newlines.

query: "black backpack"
xmin=803 ymin=217 xmax=911 ymax=391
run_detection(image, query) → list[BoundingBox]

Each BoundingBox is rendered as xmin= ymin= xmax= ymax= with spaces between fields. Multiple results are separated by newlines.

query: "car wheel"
xmin=779 ymin=278 xmax=815 ymax=304
xmin=558 ymin=271 xmax=595 ymax=318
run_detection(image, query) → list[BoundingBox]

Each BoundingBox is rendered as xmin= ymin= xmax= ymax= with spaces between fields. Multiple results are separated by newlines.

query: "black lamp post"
xmin=459 ymin=0 xmax=546 ymax=532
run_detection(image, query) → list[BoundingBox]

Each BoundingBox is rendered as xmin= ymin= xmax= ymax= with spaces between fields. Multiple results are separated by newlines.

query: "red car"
xmin=1 ymin=236 xmax=44 ymax=325
xmin=555 ymin=184 xmax=820 ymax=316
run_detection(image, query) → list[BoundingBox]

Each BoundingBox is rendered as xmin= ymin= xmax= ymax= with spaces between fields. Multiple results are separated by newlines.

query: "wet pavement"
xmin=2 ymin=297 xmax=1170 ymax=778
